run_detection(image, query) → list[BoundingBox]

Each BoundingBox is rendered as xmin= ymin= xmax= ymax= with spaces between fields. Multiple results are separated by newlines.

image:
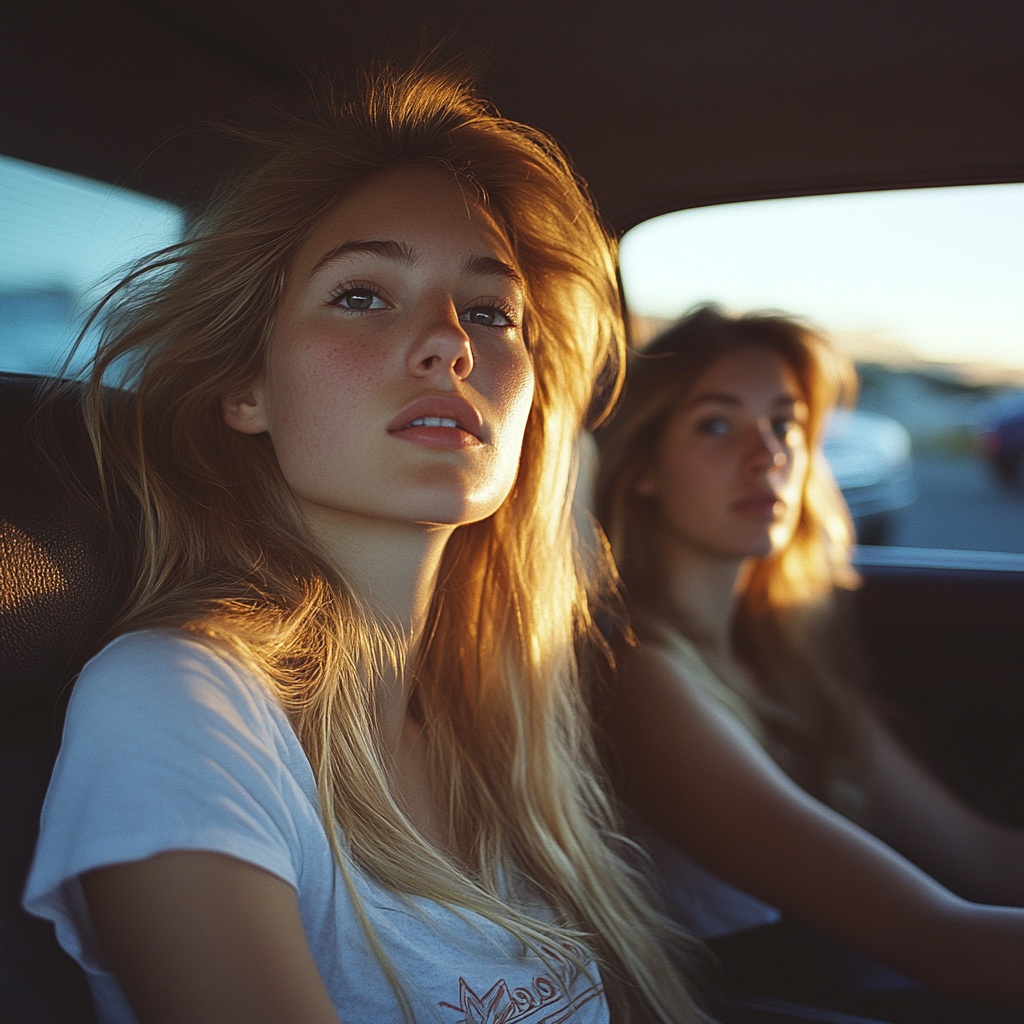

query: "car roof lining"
xmin=2 ymin=0 xmax=1022 ymax=232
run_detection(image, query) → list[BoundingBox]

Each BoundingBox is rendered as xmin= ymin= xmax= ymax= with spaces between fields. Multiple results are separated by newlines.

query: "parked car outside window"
xmin=822 ymin=408 xmax=915 ymax=545
xmin=979 ymin=391 xmax=1024 ymax=489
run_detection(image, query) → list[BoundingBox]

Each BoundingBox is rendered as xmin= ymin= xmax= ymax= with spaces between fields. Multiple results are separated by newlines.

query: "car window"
xmin=619 ymin=184 xmax=1024 ymax=555
xmin=0 ymin=155 xmax=184 ymax=377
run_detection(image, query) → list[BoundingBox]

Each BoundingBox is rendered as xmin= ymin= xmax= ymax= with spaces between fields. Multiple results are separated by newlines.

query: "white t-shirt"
xmin=23 ymin=630 xmax=608 ymax=1024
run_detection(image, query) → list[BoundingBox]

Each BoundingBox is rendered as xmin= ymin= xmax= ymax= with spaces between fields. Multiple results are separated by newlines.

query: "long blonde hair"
xmin=64 ymin=64 xmax=703 ymax=1021
xmin=596 ymin=303 xmax=865 ymax=800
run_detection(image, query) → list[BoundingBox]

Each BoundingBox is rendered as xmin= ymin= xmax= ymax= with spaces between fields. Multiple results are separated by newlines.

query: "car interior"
xmin=2 ymin=2 xmax=1023 ymax=1021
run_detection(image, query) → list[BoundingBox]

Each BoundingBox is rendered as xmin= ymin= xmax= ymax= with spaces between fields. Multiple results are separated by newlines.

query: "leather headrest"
xmin=0 ymin=374 xmax=134 ymax=740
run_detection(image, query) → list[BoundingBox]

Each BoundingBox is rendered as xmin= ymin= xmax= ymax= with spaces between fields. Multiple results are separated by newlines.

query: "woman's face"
xmin=223 ymin=164 xmax=535 ymax=537
xmin=637 ymin=345 xmax=810 ymax=562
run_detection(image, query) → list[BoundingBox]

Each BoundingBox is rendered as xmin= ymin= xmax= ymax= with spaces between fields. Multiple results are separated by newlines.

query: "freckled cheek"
xmin=301 ymin=326 xmax=389 ymax=384
xmin=266 ymin=332 xmax=385 ymax=456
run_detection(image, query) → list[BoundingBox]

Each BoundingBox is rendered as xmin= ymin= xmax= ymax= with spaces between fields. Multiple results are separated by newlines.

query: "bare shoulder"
xmin=621 ymin=634 xmax=706 ymax=698
xmin=622 ymin=634 xmax=763 ymax=740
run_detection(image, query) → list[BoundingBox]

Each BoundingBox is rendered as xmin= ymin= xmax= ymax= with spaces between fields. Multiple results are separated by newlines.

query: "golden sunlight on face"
xmin=222 ymin=165 xmax=536 ymax=536
xmin=638 ymin=345 xmax=810 ymax=562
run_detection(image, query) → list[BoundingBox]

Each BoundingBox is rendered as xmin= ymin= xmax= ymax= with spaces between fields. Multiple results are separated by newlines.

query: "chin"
xmin=403 ymin=469 xmax=517 ymax=527
xmin=412 ymin=496 xmax=509 ymax=529
xmin=726 ymin=527 xmax=780 ymax=560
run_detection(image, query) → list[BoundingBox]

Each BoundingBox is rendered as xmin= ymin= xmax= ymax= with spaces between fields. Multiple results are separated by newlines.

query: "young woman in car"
xmin=593 ymin=304 xmax=1024 ymax=1018
xmin=22 ymin=66 xmax=705 ymax=1024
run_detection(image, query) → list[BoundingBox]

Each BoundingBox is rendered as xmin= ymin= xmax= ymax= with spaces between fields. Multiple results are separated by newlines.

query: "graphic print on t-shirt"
xmin=440 ymin=942 xmax=604 ymax=1023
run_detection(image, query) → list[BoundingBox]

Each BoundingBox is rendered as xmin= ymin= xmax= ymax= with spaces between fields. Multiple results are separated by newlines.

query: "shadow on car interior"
xmin=2 ymin=2 xmax=1022 ymax=1021
xmin=1 ymin=374 xmax=134 ymax=1024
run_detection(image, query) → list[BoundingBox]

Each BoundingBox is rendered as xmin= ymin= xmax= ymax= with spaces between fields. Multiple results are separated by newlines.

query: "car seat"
xmin=1 ymin=372 xmax=135 ymax=1024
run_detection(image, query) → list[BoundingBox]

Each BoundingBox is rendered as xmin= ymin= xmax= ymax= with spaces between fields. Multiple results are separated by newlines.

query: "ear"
xmin=221 ymin=383 xmax=268 ymax=435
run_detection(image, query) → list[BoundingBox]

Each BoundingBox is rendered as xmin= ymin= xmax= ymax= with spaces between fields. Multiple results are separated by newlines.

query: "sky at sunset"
xmin=620 ymin=183 xmax=1024 ymax=374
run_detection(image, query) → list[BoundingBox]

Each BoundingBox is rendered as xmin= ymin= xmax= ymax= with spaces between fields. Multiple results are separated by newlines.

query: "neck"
xmin=305 ymin=510 xmax=453 ymax=629
xmin=301 ymin=506 xmax=456 ymax=749
xmin=658 ymin=537 xmax=748 ymax=656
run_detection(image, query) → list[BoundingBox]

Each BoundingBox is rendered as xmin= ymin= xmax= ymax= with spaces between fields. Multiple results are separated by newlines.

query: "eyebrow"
xmin=309 ymin=240 xmax=524 ymax=289
xmin=687 ymin=392 xmax=804 ymax=410
xmin=309 ymin=239 xmax=413 ymax=277
xmin=462 ymin=254 xmax=525 ymax=289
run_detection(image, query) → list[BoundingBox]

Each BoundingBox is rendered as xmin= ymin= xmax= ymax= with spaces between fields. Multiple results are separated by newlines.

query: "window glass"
xmin=0 ymin=155 xmax=184 ymax=376
xmin=619 ymin=184 xmax=1024 ymax=554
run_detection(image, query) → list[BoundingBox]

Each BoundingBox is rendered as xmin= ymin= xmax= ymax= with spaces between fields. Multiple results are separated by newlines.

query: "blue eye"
xmin=697 ymin=417 xmax=730 ymax=437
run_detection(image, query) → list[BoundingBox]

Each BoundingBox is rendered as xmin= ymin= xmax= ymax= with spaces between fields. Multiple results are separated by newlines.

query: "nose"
xmin=408 ymin=300 xmax=474 ymax=381
xmin=749 ymin=421 xmax=787 ymax=470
